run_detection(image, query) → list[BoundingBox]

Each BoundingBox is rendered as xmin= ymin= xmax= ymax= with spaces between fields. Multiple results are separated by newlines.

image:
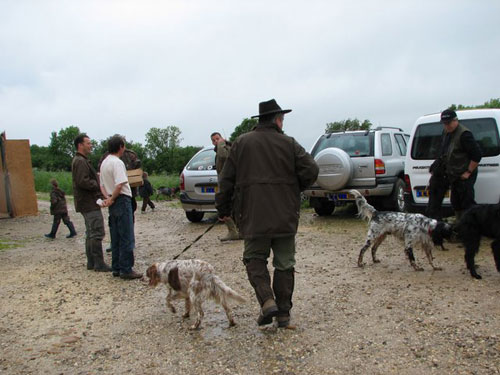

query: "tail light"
xmin=374 ymin=159 xmax=385 ymax=175
xmin=179 ymin=173 xmax=185 ymax=191
xmin=404 ymin=174 xmax=412 ymax=193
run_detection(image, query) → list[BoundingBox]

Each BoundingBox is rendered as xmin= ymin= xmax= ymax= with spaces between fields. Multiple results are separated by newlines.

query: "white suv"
xmin=404 ymin=109 xmax=500 ymax=215
xmin=304 ymin=127 xmax=410 ymax=215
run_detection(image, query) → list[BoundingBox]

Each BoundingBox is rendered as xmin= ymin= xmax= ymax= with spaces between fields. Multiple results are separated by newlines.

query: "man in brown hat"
xmin=216 ymin=99 xmax=319 ymax=328
xmin=210 ymin=131 xmax=240 ymax=241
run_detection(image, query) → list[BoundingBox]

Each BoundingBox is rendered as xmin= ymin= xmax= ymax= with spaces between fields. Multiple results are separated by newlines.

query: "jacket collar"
xmin=76 ymin=151 xmax=89 ymax=159
xmin=255 ymin=121 xmax=284 ymax=134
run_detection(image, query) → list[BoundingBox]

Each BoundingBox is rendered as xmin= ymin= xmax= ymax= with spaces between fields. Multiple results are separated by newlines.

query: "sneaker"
xmin=120 ymin=271 xmax=143 ymax=280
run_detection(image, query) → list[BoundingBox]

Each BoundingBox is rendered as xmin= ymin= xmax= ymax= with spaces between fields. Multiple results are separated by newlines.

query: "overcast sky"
xmin=1 ymin=0 xmax=499 ymax=151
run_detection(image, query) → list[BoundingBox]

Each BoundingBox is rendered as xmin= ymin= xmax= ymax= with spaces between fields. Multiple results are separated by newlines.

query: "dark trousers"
xmin=53 ymin=213 xmax=72 ymax=228
xmin=109 ymin=196 xmax=135 ymax=274
xmin=141 ymin=196 xmax=155 ymax=212
xmin=450 ymin=173 xmax=477 ymax=212
xmin=426 ymin=174 xmax=449 ymax=220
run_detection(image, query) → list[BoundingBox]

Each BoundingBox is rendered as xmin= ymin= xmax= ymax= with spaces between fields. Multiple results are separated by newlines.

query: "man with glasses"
xmin=435 ymin=109 xmax=482 ymax=221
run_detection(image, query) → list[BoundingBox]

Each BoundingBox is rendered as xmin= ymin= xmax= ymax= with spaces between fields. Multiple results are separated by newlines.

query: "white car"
xmin=179 ymin=147 xmax=218 ymax=222
xmin=404 ymin=109 xmax=500 ymax=215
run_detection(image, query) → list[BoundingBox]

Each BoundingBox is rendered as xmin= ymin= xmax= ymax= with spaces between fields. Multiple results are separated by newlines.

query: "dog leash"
xmin=173 ymin=221 xmax=217 ymax=260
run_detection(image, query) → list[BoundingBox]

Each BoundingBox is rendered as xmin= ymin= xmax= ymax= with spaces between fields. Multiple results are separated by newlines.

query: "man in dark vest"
xmin=437 ymin=109 xmax=482 ymax=220
xmin=216 ymin=99 xmax=319 ymax=329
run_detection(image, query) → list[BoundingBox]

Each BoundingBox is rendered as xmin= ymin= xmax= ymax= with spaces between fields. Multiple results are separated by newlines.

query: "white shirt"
xmin=99 ymin=154 xmax=132 ymax=198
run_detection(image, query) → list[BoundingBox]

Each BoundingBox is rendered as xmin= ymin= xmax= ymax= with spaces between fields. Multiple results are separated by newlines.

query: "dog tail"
xmin=348 ymin=189 xmax=376 ymax=221
xmin=211 ymin=275 xmax=246 ymax=304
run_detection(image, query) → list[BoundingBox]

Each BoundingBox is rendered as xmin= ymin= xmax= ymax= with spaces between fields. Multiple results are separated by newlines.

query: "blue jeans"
xmin=108 ymin=195 xmax=135 ymax=274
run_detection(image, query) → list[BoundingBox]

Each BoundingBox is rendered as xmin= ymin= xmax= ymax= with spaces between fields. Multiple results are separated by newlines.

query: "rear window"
xmin=186 ymin=149 xmax=216 ymax=171
xmin=411 ymin=118 xmax=500 ymax=160
xmin=311 ymin=132 xmax=374 ymax=157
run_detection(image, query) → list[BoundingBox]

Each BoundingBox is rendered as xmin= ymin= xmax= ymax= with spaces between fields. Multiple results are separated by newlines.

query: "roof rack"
xmin=373 ymin=126 xmax=404 ymax=131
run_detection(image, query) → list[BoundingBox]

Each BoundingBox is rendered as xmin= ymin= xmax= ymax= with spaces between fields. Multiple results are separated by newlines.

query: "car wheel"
xmin=185 ymin=211 xmax=205 ymax=222
xmin=310 ymin=198 xmax=335 ymax=216
xmin=314 ymin=147 xmax=353 ymax=191
xmin=387 ymin=178 xmax=406 ymax=212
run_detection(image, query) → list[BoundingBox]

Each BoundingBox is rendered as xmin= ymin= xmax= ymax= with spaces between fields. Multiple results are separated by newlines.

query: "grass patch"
xmin=0 ymin=239 xmax=21 ymax=251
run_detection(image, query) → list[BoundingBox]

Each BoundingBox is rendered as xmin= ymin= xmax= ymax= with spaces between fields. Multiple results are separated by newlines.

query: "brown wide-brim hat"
xmin=251 ymin=99 xmax=292 ymax=118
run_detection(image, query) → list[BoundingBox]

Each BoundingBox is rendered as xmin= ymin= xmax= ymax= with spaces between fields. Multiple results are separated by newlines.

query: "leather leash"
xmin=172 ymin=221 xmax=217 ymax=260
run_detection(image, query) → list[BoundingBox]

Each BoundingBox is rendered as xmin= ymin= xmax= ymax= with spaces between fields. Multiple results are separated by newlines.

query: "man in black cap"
xmin=430 ymin=109 xmax=482 ymax=220
xmin=216 ymin=99 xmax=319 ymax=328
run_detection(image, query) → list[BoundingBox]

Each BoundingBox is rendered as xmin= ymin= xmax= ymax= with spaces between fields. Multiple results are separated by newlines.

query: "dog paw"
xmin=228 ymin=320 xmax=236 ymax=327
xmin=169 ymin=307 xmax=177 ymax=314
xmin=182 ymin=312 xmax=190 ymax=319
xmin=373 ymin=259 xmax=381 ymax=263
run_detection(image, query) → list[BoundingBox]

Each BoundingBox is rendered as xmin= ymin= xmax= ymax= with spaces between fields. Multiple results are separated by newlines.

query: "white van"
xmin=404 ymin=109 xmax=500 ymax=215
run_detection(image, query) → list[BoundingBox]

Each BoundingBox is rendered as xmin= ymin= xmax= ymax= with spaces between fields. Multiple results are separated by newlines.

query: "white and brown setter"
xmin=350 ymin=189 xmax=453 ymax=271
xmin=146 ymin=259 xmax=245 ymax=329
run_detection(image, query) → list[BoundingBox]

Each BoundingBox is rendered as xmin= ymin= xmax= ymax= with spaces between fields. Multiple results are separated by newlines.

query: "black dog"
xmin=454 ymin=204 xmax=500 ymax=279
xmin=156 ymin=186 xmax=180 ymax=201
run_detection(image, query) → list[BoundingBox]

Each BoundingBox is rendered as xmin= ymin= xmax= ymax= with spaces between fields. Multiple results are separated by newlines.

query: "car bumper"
xmin=180 ymin=192 xmax=216 ymax=212
xmin=303 ymin=181 xmax=395 ymax=200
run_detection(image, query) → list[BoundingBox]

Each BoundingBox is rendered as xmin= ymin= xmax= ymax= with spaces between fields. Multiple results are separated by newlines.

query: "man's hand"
xmin=460 ymin=170 xmax=472 ymax=180
xmin=102 ymin=197 xmax=114 ymax=207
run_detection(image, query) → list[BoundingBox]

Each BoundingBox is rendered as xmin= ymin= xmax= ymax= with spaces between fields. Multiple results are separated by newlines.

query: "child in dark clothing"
xmin=139 ymin=172 xmax=155 ymax=213
xmin=45 ymin=179 xmax=77 ymax=239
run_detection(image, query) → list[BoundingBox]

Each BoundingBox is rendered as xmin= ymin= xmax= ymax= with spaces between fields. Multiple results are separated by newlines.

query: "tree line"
xmin=30 ymin=98 xmax=499 ymax=173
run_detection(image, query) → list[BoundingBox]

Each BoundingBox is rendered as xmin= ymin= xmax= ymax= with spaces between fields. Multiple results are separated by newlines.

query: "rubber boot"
xmin=273 ymin=269 xmax=295 ymax=328
xmin=220 ymin=218 xmax=241 ymax=241
xmin=85 ymin=239 xmax=94 ymax=270
xmin=244 ymin=259 xmax=278 ymax=325
xmin=45 ymin=220 xmax=59 ymax=239
xmin=90 ymin=239 xmax=112 ymax=272
xmin=65 ymin=221 xmax=77 ymax=238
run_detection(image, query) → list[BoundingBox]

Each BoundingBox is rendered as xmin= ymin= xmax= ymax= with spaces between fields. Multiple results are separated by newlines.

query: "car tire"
xmin=386 ymin=178 xmax=406 ymax=212
xmin=185 ymin=211 xmax=205 ymax=222
xmin=314 ymin=147 xmax=353 ymax=191
xmin=310 ymin=198 xmax=335 ymax=216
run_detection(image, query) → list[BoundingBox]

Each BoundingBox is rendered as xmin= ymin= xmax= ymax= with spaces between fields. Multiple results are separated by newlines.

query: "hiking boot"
xmin=65 ymin=221 xmax=77 ymax=238
xmin=44 ymin=233 xmax=55 ymax=239
xmin=120 ymin=271 xmax=143 ymax=280
xmin=257 ymin=299 xmax=279 ymax=326
xmin=277 ymin=315 xmax=296 ymax=329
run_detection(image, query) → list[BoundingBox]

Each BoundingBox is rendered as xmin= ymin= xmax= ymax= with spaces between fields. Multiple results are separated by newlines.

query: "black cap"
xmin=440 ymin=109 xmax=457 ymax=124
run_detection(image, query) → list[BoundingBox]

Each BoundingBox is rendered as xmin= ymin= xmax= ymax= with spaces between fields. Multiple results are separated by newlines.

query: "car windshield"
xmin=311 ymin=132 xmax=374 ymax=157
xmin=411 ymin=118 xmax=500 ymax=160
xmin=186 ymin=149 xmax=216 ymax=171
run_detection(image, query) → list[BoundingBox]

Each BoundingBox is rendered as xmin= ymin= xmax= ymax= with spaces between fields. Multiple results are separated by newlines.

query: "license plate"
xmin=416 ymin=189 xmax=450 ymax=198
xmin=328 ymin=192 xmax=354 ymax=201
xmin=201 ymin=186 xmax=217 ymax=193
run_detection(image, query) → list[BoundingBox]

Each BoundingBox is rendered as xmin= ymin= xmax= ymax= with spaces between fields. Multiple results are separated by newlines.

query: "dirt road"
xmin=1 ymin=200 xmax=499 ymax=374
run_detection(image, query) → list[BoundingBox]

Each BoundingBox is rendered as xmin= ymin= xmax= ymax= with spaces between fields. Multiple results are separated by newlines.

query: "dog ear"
xmin=146 ymin=264 xmax=159 ymax=287
xmin=168 ymin=267 xmax=181 ymax=291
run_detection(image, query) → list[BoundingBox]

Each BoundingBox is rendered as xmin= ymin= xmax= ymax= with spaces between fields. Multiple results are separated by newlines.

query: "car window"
xmin=186 ymin=149 xmax=216 ymax=171
xmin=411 ymin=118 xmax=500 ymax=159
xmin=311 ymin=133 xmax=374 ymax=157
xmin=394 ymin=133 xmax=407 ymax=156
xmin=381 ymin=133 xmax=392 ymax=156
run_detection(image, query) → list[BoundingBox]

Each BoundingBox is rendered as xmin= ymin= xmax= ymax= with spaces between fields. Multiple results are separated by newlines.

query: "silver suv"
xmin=179 ymin=147 xmax=218 ymax=222
xmin=304 ymin=127 xmax=410 ymax=215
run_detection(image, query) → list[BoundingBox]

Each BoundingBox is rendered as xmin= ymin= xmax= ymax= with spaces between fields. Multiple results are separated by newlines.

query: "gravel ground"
xmin=0 ymin=199 xmax=499 ymax=375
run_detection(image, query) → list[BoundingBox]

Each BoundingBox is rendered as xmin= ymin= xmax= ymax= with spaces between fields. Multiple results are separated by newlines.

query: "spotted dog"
xmin=155 ymin=186 xmax=180 ymax=201
xmin=146 ymin=259 xmax=246 ymax=329
xmin=454 ymin=204 xmax=500 ymax=279
xmin=349 ymin=189 xmax=453 ymax=271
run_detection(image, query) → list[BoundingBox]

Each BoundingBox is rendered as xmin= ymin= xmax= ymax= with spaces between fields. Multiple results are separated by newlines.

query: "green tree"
xmin=230 ymin=118 xmax=258 ymax=142
xmin=449 ymin=97 xmax=500 ymax=110
xmin=145 ymin=126 xmax=183 ymax=173
xmin=325 ymin=118 xmax=372 ymax=133
xmin=30 ymin=144 xmax=51 ymax=169
xmin=48 ymin=125 xmax=81 ymax=170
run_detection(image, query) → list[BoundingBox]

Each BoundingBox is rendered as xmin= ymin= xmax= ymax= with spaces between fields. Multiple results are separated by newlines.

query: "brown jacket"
xmin=214 ymin=140 xmax=232 ymax=175
xmin=216 ymin=121 xmax=319 ymax=238
xmin=71 ymin=152 xmax=102 ymax=213
xmin=50 ymin=187 xmax=68 ymax=216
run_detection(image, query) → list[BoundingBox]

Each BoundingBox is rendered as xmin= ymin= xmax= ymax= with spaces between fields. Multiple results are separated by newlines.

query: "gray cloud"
xmin=1 ymin=0 xmax=499 ymax=151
